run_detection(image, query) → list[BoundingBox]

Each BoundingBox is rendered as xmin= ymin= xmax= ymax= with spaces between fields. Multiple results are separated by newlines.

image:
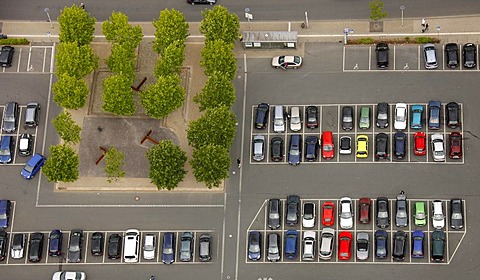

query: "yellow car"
xmin=356 ymin=135 xmax=369 ymax=158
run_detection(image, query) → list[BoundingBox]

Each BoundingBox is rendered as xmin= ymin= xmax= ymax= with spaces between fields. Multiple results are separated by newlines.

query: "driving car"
xmin=376 ymin=197 xmax=390 ymax=228
xmin=270 ymin=137 xmax=283 ymax=162
xmin=338 ymin=231 xmax=352 ymax=260
xmin=321 ymin=131 xmax=334 ymax=159
xmin=432 ymin=200 xmax=445 ymax=229
xmin=450 ymin=199 xmax=464 ymax=229
xmin=463 ymin=43 xmax=477 ymax=68
xmin=21 ymin=153 xmax=46 ymax=179
xmin=449 ymin=132 xmax=462 ymax=159
xmin=254 ymin=103 xmax=269 ymax=129
xmin=90 ymin=232 xmax=104 ymax=256
xmin=271 ymin=55 xmax=303 ymax=69
xmin=143 ymin=234 xmax=156 ymax=260
xmin=288 ymin=134 xmax=302 ymax=165
xmin=2 ymin=102 xmax=19 ymax=133
xmin=268 ymin=198 xmax=281 ymax=229
xmin=0 ymin=199 xmax=11 ymax=229
xmin=267 ymin=233 xmax=280 ymax=262
xmin=446 ymin=102 xmax=460 ymax=128
xmin=394 ymin=103 xmax=407 ymax=130
xmin=286 ymin=195 xmax=300 ymax=226
xmin=198 ymin=234 xmax=212 ymax=262
xmin=358 ymin=197 xmax=371 ymax=224
xmin=414 ymin=201 xmax=427 ymax=226
xmin=375 ymin=133 xmax=389 ymax=160
xmin=319 ymin=228 xmax=335 ymax=260
xmin=18 ymin=133 xmax=33 ymax=156
xmin=339 ymin=197 xmax=353 ymax=229
xmin=284 ymin=230 xmax=298 ymax=259
xmin=423 ymin=43 xmax=438 ymax=69
xmin=302 ymin=231 xmax=316 ymax=261
xmin=445 ymin=43 xmax=459 ymax=68
xmin=180 ymin=232 xmax=194 ymax=262
xmin=322 ymin=201 xmax=335 ymax=226
xmin=186 ymin=0 xmax=216 ymax=5
xmin=395 ymin=191 xmax=408 ymax=227
xmin=410 ymin=104 xmax=423 ymax=129
xmin=302 ymin=202 xmax=316 ymax=228
xmin=356 ymin=232 xmax=369 ymax=261
xmin=11 ymin=233 xmax=25 ymax=259
xmin=428 ymin=100 xmax=441 ymax=129
xmin=414 ymin=132 xmax=427 ymax=156
xmin=305 ymin=106 xmax=318 ymax=128
xmin=431 ymin=230 xmax=446 ymax=262
xmin=375 ymin=230 xmax=388 ymax=259
xmin=0 ymin=230 xmax=7 ymax=261
xmin=52 ymin=272 xmax=87 ymax=280
xmin=431 ymin=133 xmax=445 ymax=162
xmin=411 ymin=230 xmax=425 ymax=258
xmin=48 ymin=230 xmax=63 ymax=257
xmin=392 ymin=231 xmax=407 ymax=261
xmin=0 ymin=46 xmax=15 ymax=67
xmin=376 ymin=43 xmax=389 ymax=69
xmin=339 ymin=136 xmax=352 ymax=155
xmin=0 ymin=136 xmax=13 ymax=164
xmin=305 ymin=135 xmax=319 ymax=162
xmin=393 ymin=131 xmax=407 ymax=160
xmin=68 ymin=229 xmax=83 ymax=263
xmin=252 ymin=135 xmax=265 ymax=162
xmin=28 ymin=232 xmax=44 ymax=262
xmin=161 ymin=232 xmax=175 ymax=264
xmin=342 ymin=106 xmax=354 ymax=130
xmin=376 ymin=102 xmax=389 ymax=128
xmin=289 ymin=106 xmax=302 ymax=131
xmin=356 ymin=135 xmax=368 ymax=158
xmin=359 ymin=107 xmax=371 ymax=129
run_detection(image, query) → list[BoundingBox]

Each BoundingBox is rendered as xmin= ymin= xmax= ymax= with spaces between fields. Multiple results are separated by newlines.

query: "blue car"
xmin=375 ymin=230 xmax=388 ymax=259
xmin=48 ymin=229 xmax=63 ymax=257
xmin=0 ymin=136 xmax=13 ymax=164
xmin=428 ymin=101 xmax=441 ymax=129
xmin=248 ymin=231 xmax=261 ymax=261
xmin=410 ymin=105 xmax=424 ymax=129
xmin=21 ymin=153 xmax=45 ymax=180
xmin=161 ymin=232 xmax=175 ymax=264
xmin=288 ymin=135 xmax=302 ymax=165
xmin=411 ymin=230 xmax=425 ymax=258
xmin=284 ymin=230 xmax=298 ymax=259
xmin=0 ymin=200 xmax=11 ymax=228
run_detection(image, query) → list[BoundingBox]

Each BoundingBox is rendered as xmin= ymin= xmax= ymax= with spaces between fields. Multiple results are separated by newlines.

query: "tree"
xmin=190 ymin=144 xmax=230 ymax=189
xmin=104 ymin=146 xmax=126 ymax=183
xmin=201 ymin=40 xmax=237 ymax=80
xmin=52 ymin=111 xmax=82 ymax=145
xmin=187 ymin=106 xmax=237 ymax=150
xmin=154 ymin=40 xmax=185 ymax=77
xmin=102 ymin=74 xmax=136 ymax=116
xmin=106 ymin=44 xmax=136 ymax=81
xmin=52 ymin=73 xmax=90 ymax=109
xmin=194 ymin=72 xmax=235 ymax=111
xmin=152 ymin=9 xmax=189 ymax=55
xmin=140 ymin=74 xmax=185 ymax=119
xmin=146 ymin=140 xmax=187 ymax=190
xmin=56 ymin=43 xmax=99 ymax=79
xmin=58 ymin=4 xmax=96 ymax=45
xmin=42 ymin=144 xmax=79 ymax=183
xmin=199 ymin=5 xmax=240 ymax=44
xmin=369 ymin=1 xmax=388 ymax=21
xmin=102 ymin=11 xmax=143 ymax=49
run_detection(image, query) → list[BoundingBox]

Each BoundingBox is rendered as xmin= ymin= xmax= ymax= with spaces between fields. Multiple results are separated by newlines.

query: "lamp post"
xmin=44 ymin=8 xmax=53 ymax=29
xmin=400 ymin=5 xmax=405 ymax=27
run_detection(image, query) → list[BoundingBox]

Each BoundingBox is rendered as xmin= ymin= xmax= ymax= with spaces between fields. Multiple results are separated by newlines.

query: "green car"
xmin=359 ymin=107 xmax=371 ymax=129
xmin=414 ymin=202 xmax=427 ymax=226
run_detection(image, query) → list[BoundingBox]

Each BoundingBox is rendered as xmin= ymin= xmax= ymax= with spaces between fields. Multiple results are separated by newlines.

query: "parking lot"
xmin=1 ymin=44 xmax=54 ymax=74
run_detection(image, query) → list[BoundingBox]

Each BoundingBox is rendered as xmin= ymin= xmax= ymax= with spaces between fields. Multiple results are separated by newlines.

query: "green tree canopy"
xmin=52 ymin=73 xmax=90 ymax=109
xmin=190 ymin=144 xmax=230 ymax=189
xmin=102 ymin=11 xmax=143 ymax=49
xmin=146 ymin=140 xmax=187 ymax=190
xmin=199 ymin=5 xmax=240 ymax=44
xmin=104 ymin=146 xmax=126 ymax=183
xmin=52 ymin=111 xmax=82 ymax=145
xmin=106 ymin=44 xmax=136 ymax=81
xmin=58 ymin=4 xmax=96 ymax=45
xmin=152 ymin=8 xmax=189 ymax=54
xmin=193 ymin=72 xmax=235 ymax=111
xmin=56 ymin=42 xmax=99 ymax=79
xmin=369 ymin=1 xmax=388 ymax=21
xmin=187 ymin=106 xmax=237 ymax=150
xmin=154 ymin=40 xmax=185 ymax=77
xmin=42 ymin=144 xmax=79 ymax=183
xmin=102 ymin=74 xmax=136 ymax=116
xmin=200 ymin=40 xmax=237 ymax=80
xmin=140 ymin=74 xmax=185 ymax=119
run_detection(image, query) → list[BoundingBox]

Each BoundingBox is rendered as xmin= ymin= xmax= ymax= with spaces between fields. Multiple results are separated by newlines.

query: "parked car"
xmin=288 ymin=135 xmax=302 ymax=165
xmin=431 ymin=230 xmax=446 ymax=262
xmin=2 ymin=102 xmax=19 ymax=133
xmin=356 ymin=135 xmax=368 ymax=158
xmin=423 ymin=43 xmax=438 ymax=69
xmin=286 ymin=195 xmax=300 ymax=226
xmin=410 ymin=105 xmax=424 ymax=129
xmin=339 ymin=136 xmax=351 ymax=155
xmin=305 ymin=106 xmax=318 ymax=128
xmin=302 ymin=202 xmax=316 ymax=228
xmin=392 ymin=231 xmax=407 ymax=261
xmin=252 ymin=135 xmax=265 ymax=162
xmin=143 ymin=234 xmax=156 ymax=260
xmin=414 ymin=201 xmax=427 ymax=226
xmin=24 ymin=102 xmax=40 ymax=127
xmin=322 ymin=201 xmax=335 ymax=226
xmin=393 ymin=131 xmax=407 ymax=160
xmin=446 ymin=102 xmax=460 ymax=128
xmin=198 ymin=234 xmax=212 ymax=262
xmin=445 ymin=43 xmax=459 ymax=68
xmin=270 ymin=137 xmax=283 ymax=162
xmin=161 ymin=232 xmax=175 ymax=264
xmin=376 ymin=102 xmax=389 ymax=128
xmin=0 ymin=199 xmax=11 ymax=228
xmin=254 ymin=103 xmax=269 ymax=129
xmin=432 ymin=200 xmax=445 ymax=229
xmin=356 ymin=232 xmax=369 ymax=261
xmin=267 ymin=233 xmax=281 ymax=262
xmin=0 ymin=136 xmax=13 ymax=164
xmin=338 ymin=231 xmax=352 ymax=260
xmin=463 ymin=43 xmax=477 ymax=68
xmin=411 ymin=230 xmax=425 ymax=258
xmin=0 ymin=46 xmax=15 ymax=67
xmin=122 ymin=229 xmax=139 ymax=263
xmin=18 ymin=133 xmax=33 ymax=156
xmin=431 ymin=133 xmax=445 ymax=162
xmin=68 ymin=229 xmax=83 ymax=263
xmin=284 ymin=230 xmax=298 ymax=259
xmin=305 ymin=136 xmax=319 ymax=162
xmin=180 ymin=232 xmax=194 ymax=262
xmin=395 ymin=191 xmax=408 ymax=227
xmin=273 ymin=105 xmax=285 ymax=133
xmin=186 ymin=0 xmax=216 ymax=5
xmin=449 ymin=132 xmax=462 ymax=159
xmin=302 ymin=231 xmax=316 ymax=261
xmin=48 ymin=230 xmax=63 ymax=257
xmin=394 ymin=103 xmax=407 ymax=130
xmin=11 ymin=233 xmax=25 ymax=259
xmin=375 ymin=133 xmax=389 ymax=159
xmin=376 ymin=43 xmax=389 ymax=69
xmin=428 ymin=100 xmax=441 ymax=129
xmin=21 ymin=153 xmax=46 ymax=179
xmin=359 ymin=107 xmax=371 ymax=129
xmin=414 ymin=132 xmax=427 ymax=156
xmin=342 ymin=106 xmax=354 ymax=130
xmin=90 ymin=232 xmax=104 ymax=256
xmin=321 ymin=131 xmax=334 ymax=159
xmin=375 ymin=230 xmax=388 ymax=259
xmin=339 ymin=197 xmax=353 ymax=229
xmin=28 ymin=232 xmax=44 ymax=262
xmin=268 ymin=198 xmax=281 ymax=229
xmin=289 ymin=106 xmax=302 ymax=131
xmin=52 ymin=272 xmax=87 ymax=280
xmin=271 ymin=55 xmax=303 ymax=69
xmin=0 ymin=230 xmax=7 ymax=261
xmin=358 ymin=198 xmax=371 ymax=224
xmin=450 ymin=199 xmax=464 ymax=229
xmin=376 ymin=197 xmax=390 ymax=228
xmin=318 ymin=228 xmax=335 ymax=260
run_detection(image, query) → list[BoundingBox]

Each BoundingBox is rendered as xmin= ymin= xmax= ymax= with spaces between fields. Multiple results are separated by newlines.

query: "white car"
xmin=431 ymin=133 xmax=445 ymax=162
xmin=394 ymin=103 xmax=407 ymax=130
xmin=272 ymin=55 xmax=303 ymax=69
xmin=143 ymin=234 xmax=156 ymax=260
xmin=52 ymin=271 xmax=86 ymax=280
xmin=289 ymin=106 xmax=302 ymax=131
xmin=302 ymin=231 xmax=316 ymax=261
xmin=319 ymin=227 xmax=335 ymax=260
xmin=432 ymin=200 xmax=445 ymax=229
xmin=302 ymin=202 xmax=316 ymax=228
xmin=339 ymin=197 xmax=353 ymax=229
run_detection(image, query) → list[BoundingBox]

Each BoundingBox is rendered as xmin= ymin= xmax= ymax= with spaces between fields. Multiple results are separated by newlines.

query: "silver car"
xmin=143 ymin=234 xmax=156 ymax=260
xmin=431 ymin=134 xmax=445 ymax=162
xmin=356 ymin=232 xmax=369 ymax=260
xmin=423 ymin=43 xmax=438 ymax=69
xmin=319 ymin=228 xmax=335 ymax=260
xmin=179 ymin=232 xmax=193 ymax=262
xmin=302 ymin=231 xmax=316 ymax=261
xmin=267 ymin=233 xmax=280 ymax=262
xmin=395 ymin=191 xmax=408 ymax=227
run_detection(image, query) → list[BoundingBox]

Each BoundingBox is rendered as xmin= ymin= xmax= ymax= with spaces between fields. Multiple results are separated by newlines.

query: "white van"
xmin=273 ymin=106 xmax=285 ymax=133
xmin=123 ymin=229 xmax=140 ymax=263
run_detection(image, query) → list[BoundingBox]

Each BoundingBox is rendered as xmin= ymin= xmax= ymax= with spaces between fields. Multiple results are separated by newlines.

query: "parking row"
xmin=0 ymin=45 xmax=54 ymax=73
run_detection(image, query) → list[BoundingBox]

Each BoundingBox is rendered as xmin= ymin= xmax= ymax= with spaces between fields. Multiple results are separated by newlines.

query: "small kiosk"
xmin=242 ymin=31 xmax=298 ymax=49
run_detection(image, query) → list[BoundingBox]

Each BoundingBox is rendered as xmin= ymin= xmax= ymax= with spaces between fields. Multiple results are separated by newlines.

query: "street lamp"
xmin=44 ymin=8 xmax=53 ymax=29
xmin=400 ymin=5 xmax=405 ymax=27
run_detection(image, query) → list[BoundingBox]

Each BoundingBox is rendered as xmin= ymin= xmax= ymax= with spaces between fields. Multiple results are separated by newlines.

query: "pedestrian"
xmin=237 ymin=158 xmax=241 ymax=168
xmin=421 ymin=18 xmax=426 ymax=28
xmin=80 ymin=2 xmax=85 ymax=9
xmin=425 ymin=23 xmax=429 ymax=32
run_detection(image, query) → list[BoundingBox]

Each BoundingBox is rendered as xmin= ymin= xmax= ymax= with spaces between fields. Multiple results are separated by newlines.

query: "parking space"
xmin=246 ymin=198 xmax=466 ymax=264
xmin=1 ymin=45 xmax=54 ymax=74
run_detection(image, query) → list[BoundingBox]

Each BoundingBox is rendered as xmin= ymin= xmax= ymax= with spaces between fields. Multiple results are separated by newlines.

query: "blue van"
xmin=410 ymin=105 xmax=424 ymax=129
xmin=284 ymin=230 xmax=298 ymax=259
xmin=0 ymin=136 xmax=13 ymax=163
xmin=288 ymin=135 xmax=302 ymax=165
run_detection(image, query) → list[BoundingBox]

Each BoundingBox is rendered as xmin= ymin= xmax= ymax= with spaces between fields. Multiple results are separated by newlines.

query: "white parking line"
xmin=16 ymin=48 xmax=22 ymax=73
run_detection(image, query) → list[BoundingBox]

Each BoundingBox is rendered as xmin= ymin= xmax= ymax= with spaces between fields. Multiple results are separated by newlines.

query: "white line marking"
xmin=42 ymin=48 xmax=47 ymax=73
xmin=16 ymin=48 xmax=22 ymax=73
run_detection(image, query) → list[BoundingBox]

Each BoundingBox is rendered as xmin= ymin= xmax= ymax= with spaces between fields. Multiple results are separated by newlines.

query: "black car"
xmin=68 ymin=229 xmax=83 ymax=263
xmin=376 ymin=43 xmax=389 ymax=69
xmin=2 ymin=102 xmax=19 ymax=133
xmin=0 ymin=46 xmax=15 ymax=67
xmin=305 ymin=136 xmax=318 ymax=162
xmin=450 ymin=199 xmax=464 ymax=229
xmin=393 ymin=131 xmax=407 ymax=159
xmin=28 ymin=232 xmax=44 ymax=262
xmin=0 ymin=230 xmax=7 ymax=261
xmin=376 ymin=197 xmax=390 ymax=228
xmin=48 ymin=230 xmax=62 ymax=257
xmin=286 ymin=195 xmax=300 ymax=226
xmin=342 ymin=106 xmax=354 ymax=130
xmin=339 ymin=136 xmax=351 ymax=155
xmin=198 ymin=234 xmax=212 ymax=262
xmin=376 ymin=102 xmax=389 ymax=128
xmin=108 ymin=233 xmax=122 ymax=259
xmin=374 ymin=230 xmax=388 ymax=259
xmin=445 ymin=43 xmax=459 ymax=68
xmin=463 ymin=43 xmax=477 ymax=68
xmin=305 ymin=106 xmax=318 ymax=129
xmin=186 ymin=0 xmax=216 ymax=5
xmin=446 ymin=102 xmax=460 ymax=128
xmin=91 ymin=232 xmax=104 ymax=256
xmin=270 ymin=137 xmax=283 ymax=162
xmin=255 ymin=103 xmax=269 ymax=129
xmin=431 ymin=230 xmax=446 ymax=262
xmin=375 ymin=133 xmax=389 ymax=159
xmin=18 ymin=133 xmax=33 ymax=156
xmin=392 ymin=231 xmax=407 ymax=261
xmin=268 ymin=199 xmax=281 ymax=229
xmin=11 ymin=233 xmax=25 ymax=259
xmin=395 ymin=191 xmax=408 ymax=227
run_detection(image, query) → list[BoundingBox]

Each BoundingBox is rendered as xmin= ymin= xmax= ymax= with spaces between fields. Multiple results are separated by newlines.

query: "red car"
xmin=322 ymin=201 xmax=335 ymax=226
xmin=338 ymin=231 xmax=352 ymax=260
xmin=321 ymin=131 xmax=335 ymax=159
xmin=414 ymin=132 xmax=427 ymax=156
xmin=358 ymin=198 xmax=371 ymax=224
xmin=449 ymin=132 xmax=462 ymax=159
